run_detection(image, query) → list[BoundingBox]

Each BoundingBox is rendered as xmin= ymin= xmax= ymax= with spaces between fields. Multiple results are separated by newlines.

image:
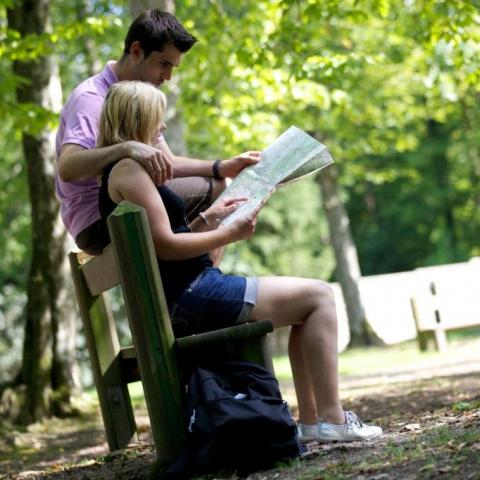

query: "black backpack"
xmin=156 ymin=360 xmax=303 ymax=479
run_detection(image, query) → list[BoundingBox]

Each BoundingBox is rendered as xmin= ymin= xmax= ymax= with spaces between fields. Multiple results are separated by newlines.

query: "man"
xmin=56 ymin=9 xmax=258 ymax=255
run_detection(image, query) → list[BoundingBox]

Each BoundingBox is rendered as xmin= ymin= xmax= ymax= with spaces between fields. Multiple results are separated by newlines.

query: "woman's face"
xmin=155 ymin=121 xmax=167 ymax=140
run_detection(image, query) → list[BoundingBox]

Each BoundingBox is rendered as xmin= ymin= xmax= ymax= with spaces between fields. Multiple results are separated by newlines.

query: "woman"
xmin=97 ymin=81 xmax=382 ymax=443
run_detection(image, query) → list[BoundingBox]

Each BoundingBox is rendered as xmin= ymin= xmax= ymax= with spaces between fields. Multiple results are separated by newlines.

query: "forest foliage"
xmin=0 ymin=0 xmax=479 ymax=379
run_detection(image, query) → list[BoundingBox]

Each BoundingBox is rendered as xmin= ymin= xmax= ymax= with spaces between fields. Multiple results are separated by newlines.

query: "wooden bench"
xmin=410 ymin=279 xmax=480 ymax=352
xmin=69 ymin=201 xmax=274 ymax=464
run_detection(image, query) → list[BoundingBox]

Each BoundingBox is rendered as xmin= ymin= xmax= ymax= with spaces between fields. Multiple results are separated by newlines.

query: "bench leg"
xmin=416 ymin=331 xmax=429 ymax=352
xmin=411 ymin=298 xmax=429 ymax=352
xmin=69 ymin=253 xmax=137 ymax=450
xmin=433 ymin=327 xmax=448 ymax=352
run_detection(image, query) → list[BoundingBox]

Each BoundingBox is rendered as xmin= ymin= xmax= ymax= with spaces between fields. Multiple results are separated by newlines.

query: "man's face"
xmin=134 ymin=43 xmax=182 ymax=87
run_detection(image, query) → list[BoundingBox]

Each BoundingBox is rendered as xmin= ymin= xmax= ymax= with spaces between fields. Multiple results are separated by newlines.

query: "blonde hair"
xmin=97 ymin=81 xmax=167 ymax=147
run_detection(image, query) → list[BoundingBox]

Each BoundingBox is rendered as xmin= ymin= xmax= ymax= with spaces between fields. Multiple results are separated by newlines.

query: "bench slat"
xmin=121 ymin=346 xmax=136 ymax=359
xmin=80 ymin=245 xmax=119 ymax=296
xmin=176 ymin=320 xmax=273 ymax=352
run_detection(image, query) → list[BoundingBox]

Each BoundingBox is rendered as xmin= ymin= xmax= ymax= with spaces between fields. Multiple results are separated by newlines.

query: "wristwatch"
xmin=212 ymin=160 xmax=224 ymax=179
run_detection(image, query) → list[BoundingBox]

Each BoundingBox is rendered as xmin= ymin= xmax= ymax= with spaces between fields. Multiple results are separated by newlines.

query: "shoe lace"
xmin=345 ymin=411 xmax=364 ymax=429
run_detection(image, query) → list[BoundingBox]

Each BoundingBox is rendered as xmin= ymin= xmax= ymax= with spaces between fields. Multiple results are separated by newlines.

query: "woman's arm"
xmin=108 ymin=159 xmax=256 ymax=261
xmin=188 ymin=197 xmax=247 ymax=233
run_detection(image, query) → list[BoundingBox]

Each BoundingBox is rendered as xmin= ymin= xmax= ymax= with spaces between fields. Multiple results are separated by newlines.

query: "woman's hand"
xmin=201 ymin=197 xmax=247 ymax=229
xmin=224 ymin=204 xmax=261 ymax=242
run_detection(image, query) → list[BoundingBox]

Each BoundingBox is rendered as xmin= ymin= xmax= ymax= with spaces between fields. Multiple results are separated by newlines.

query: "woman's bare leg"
xmin=249 ymin=276 xmax=344 ymax=424
xmin=288 ymin=325 xmax=317 ymax=424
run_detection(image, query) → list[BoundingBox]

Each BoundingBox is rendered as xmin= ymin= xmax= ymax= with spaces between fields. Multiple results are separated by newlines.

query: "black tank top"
xmin=98 ymin=164 xmax=213 ymax=305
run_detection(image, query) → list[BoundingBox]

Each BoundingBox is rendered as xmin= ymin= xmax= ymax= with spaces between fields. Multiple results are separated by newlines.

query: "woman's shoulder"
xmin=112 ymin=157 xmax=142 ymax=173
xmin=109 ymin=157 xmax=151 ymax=182
xmin=105 ymin=158 xmax=152 ymax=200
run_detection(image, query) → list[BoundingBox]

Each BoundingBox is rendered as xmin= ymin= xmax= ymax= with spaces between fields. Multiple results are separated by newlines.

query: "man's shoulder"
xmin=58 ymin=73 xmax=107 ymax=146
xmin=64 ymin=64 xmax=115 ymax=110
xmin=69 ymin=75 xmax=107 ymax=103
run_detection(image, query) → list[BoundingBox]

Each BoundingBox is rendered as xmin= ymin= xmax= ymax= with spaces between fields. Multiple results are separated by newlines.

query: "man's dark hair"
xmin=124 ymin=10 xmax=197 ymax=58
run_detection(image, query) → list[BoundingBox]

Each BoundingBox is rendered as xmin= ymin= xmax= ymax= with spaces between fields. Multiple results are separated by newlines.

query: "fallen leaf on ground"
xmin=400 ymin=423 xmax=421 ymax=432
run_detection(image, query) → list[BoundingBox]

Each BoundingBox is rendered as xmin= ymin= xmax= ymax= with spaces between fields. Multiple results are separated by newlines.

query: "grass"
xmin=274 ymin=330 xmax=480 ymax=381
xmin=337 ymin=335 xmax=480 ymax=377
xmin=128 ymin=381 xmax=146 ymax=406
xmin=84 ymin=380 xmax=145 ymax=406
xmin=452 ymin=400 xmax=480 ymax=412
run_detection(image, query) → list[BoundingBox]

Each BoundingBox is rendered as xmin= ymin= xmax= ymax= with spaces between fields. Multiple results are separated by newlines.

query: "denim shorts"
xmin=169 ymin=267 xmax=258 ymax=338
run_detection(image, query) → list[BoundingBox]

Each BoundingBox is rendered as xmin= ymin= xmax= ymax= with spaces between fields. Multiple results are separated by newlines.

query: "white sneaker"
xmin=298 ymin=411 xmax=382 ymax=443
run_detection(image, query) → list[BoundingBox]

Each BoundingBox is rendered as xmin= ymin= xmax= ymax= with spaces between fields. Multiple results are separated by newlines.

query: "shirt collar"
xmin=100 ymin=61 xmax=119 ymax=87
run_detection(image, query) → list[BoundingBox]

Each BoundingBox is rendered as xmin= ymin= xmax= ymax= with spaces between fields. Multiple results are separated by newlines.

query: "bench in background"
xmin=410 ymin=279 xmax=480 ymax=352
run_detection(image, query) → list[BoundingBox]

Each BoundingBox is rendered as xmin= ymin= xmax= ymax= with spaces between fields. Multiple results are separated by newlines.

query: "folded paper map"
xmin=215 ymin=126 xmax=334 ymax=226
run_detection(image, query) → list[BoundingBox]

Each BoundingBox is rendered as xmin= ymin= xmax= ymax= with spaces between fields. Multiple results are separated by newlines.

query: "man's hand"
xmin=219 ymin=151 xmax=261 ymax=178
xmin=125 ymin=140 xmax=173 ymax=185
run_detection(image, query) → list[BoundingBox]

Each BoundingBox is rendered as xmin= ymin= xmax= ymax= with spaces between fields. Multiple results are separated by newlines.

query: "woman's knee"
xmin=292 ymin=279 xmax=336 ymax=319
xmin=252 ymin=277 xmax=336 ymax=327
xmin=309 ymin=280 xmax=335 ymax=307
xmin=309 ymin=280 xmax=337 ymax=326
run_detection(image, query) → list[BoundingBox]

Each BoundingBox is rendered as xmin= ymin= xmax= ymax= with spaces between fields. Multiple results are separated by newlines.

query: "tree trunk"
xmin=129 ymin=0 xmax=188 ymax=156
xmin=3 ymin=0 xmax=79 ymax=424
xmin=317 ymin=164 xmax=381 ymax=346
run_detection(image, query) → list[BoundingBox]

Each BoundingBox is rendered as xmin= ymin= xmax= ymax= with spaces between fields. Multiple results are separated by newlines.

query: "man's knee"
xmin=211 ymin=178 xmax=227 ymax=201
xmin=166 ymin=176 xmax=217 ymax=221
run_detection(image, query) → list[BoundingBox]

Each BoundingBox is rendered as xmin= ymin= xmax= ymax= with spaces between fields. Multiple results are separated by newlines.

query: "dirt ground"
xmin=1 ymin=341 xmax=480 ymax=480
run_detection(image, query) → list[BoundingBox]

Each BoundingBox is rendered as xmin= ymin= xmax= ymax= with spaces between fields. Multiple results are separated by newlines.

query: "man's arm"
xmin=58 ymin=142 xmax=173 ymax=184
xmin=156 ymin=135 xmax=260 ymax=179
